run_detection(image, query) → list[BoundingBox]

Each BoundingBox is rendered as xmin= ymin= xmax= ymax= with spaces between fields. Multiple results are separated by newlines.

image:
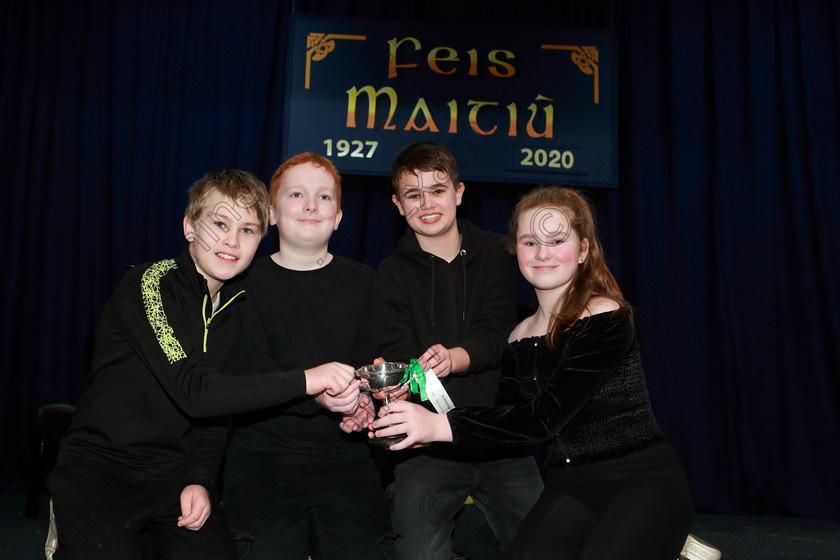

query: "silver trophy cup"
xmin=355 ymin=361 xmax=411 ymax=446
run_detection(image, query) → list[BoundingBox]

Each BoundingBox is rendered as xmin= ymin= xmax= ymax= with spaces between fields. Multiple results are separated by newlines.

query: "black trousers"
xmin=223 ymin=449 xmax=389 ymax=560
xmin=49 ymin=464 xmax=237 ymax=560
xmin=510 ymin=443 xmax=694 ymax=560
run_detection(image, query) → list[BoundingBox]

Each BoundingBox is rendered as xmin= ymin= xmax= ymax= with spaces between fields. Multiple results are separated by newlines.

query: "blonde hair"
xmin=186 ymin=169 xmax=270 ymax=236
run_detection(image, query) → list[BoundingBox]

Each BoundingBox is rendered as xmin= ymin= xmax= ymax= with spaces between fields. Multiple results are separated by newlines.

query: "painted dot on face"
xmin=529 ymin=205 xmax=572 ymax=245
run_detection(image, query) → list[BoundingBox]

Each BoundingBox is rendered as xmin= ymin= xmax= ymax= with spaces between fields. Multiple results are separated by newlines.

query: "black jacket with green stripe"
xmin=54 ymin=250 xmax=306 ymax=492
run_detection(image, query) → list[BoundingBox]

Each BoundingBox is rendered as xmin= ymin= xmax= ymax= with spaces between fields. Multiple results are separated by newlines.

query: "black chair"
xmin=25 ymin=403 xmax=76 ymax=518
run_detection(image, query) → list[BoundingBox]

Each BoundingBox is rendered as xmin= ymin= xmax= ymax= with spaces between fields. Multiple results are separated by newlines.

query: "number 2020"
xmin=520 ymin=148 xmax=574 ymax=169
xmin=323 ymin=139 xmax=378 ymax=158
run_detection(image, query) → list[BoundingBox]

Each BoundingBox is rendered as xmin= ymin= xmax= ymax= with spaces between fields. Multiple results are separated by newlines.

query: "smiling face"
xmin=392 ymin=169 xmax=464 ymax=242
xmin=270 ymin=162 xmax=343 ymax=250
xmin=184 ymin=189 xmax=262 ymax=297
xmin=515 ymin=205 xmax=589 ymax=296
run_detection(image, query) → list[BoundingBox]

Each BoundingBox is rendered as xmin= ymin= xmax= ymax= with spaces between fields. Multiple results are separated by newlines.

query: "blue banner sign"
xmin=283 ymin=16 xmax=616 ymax=187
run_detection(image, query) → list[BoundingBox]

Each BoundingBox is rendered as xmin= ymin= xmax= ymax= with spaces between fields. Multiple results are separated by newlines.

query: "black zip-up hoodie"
xmin=371 ymin=220 xmax=518 ymax=410
xmin=54 ymin=250 xmax=306 ymax=491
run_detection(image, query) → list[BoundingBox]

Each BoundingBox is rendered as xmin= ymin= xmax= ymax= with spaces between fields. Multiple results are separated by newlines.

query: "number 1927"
xmin=323 ymin=139 xmax=378 ymax=158
xmin=520 ymin=148 xmax=574 ymax=169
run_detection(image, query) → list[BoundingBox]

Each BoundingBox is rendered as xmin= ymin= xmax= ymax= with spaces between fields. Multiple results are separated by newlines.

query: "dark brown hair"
xmin=390 ymin=142 xmax=460 ymax=197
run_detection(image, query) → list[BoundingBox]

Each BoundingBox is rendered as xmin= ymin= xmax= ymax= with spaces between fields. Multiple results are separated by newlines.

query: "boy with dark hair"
xmin=222 ymin=153 xmax=387 ymax=560
xmin=372 ymin=142 xmax=544 ymax=559
xmin=48 ymin=169 xmax=358 ymax=560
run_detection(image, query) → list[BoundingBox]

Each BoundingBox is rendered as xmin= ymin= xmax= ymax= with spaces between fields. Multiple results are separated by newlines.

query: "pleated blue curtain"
xmin=1 ymin=0 xmax=837 ymax=516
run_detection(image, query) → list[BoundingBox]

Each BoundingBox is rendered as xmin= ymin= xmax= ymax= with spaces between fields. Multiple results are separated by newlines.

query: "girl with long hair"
xmin=372 ymin=186 xmax=694 ymax=560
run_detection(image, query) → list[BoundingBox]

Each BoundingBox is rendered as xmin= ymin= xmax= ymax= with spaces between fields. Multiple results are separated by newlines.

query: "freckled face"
xmin=392 ymin=169 xmax=464 ymax=240
xmin=270 ymin=162 xmax=342 ymax=248
xmin=515 ymin=205 xmax=589 ymax=294
xmin=184 ymin=192 xmax=262 ymax=295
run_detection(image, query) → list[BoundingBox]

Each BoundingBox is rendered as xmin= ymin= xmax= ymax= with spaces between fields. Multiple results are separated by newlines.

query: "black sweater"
xmin=226 ymin=254 xmax=375 ymax=456
xmin=55 ymin=251 xmax=307 ymax=491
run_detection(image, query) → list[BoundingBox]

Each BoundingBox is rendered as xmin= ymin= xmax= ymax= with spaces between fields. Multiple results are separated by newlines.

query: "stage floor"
xmin=3 ymin=492 xmax=838 ymax=559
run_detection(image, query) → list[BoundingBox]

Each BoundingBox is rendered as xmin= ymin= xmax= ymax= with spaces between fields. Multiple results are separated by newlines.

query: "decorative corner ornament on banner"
xmin=542 ymin=44 xmax=600 ymax=104
xmin=305 ymin=33 xmax=366 ymax=89
xmin=283 ymin=16 xmax=616 ymax=187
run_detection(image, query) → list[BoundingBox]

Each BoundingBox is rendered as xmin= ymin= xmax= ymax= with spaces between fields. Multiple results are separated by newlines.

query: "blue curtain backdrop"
xmin=1 ymin=0 xmax=838 ymax=517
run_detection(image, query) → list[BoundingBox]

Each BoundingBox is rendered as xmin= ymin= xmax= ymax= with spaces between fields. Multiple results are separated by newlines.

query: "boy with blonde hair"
xmin=49 ymin=169 xmax=357 ymax=559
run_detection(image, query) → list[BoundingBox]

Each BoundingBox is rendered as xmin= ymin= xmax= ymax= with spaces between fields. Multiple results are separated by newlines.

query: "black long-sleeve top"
xmin=55 ymin=251 xmax=307 ymax=491
xmin=226 ymin=254 xmax=375 ymax=456
xmin=447 ymin=311 xmax=665 ymax=467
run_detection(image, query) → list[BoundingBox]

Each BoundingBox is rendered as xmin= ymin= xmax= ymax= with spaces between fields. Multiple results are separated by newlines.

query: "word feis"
xmin=345 ymin=37 xmax=554 ymax=139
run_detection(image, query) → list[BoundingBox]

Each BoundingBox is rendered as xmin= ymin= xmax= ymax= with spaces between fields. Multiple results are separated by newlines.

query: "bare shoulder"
xmin=508 ymin=315 xmax=543 ymax=342
xmin=508 ymin=320 xmax=529 ymax=343
xmin=583 ymin=296 xmax=621 ymax=317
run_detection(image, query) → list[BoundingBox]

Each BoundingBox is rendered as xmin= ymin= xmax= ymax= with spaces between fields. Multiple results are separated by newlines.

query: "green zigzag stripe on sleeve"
xmin=141 ymin=260 xmax=187 ymax=364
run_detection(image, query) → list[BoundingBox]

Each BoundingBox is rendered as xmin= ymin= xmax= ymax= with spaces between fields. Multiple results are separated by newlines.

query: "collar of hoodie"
xmin=427 ymin=248 xmax=467 ymax=328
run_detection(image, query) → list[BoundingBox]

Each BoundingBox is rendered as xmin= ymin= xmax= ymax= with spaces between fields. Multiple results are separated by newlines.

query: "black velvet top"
xmin=447 ymin=311 xmax=665 ymax=468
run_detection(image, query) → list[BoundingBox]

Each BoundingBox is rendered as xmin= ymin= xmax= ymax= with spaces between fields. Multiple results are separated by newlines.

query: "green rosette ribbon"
xmin=401 ymin=359 xmax=428 ymax=401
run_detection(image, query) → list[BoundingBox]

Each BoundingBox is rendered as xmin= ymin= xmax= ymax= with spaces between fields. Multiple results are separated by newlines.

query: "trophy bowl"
xmin=355 ymin=361 xmax=411 ymax=446
xmin=355 ymin=362 xmax=411 ymax=397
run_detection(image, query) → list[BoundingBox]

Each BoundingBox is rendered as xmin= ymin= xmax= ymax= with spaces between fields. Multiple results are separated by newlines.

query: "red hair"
xmin=268 ymin=152 xmax=342 ymax=209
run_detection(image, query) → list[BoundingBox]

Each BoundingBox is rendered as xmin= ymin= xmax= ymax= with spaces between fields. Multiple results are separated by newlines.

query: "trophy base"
xmin=369 ymin=432 xmax=406 ymax=447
